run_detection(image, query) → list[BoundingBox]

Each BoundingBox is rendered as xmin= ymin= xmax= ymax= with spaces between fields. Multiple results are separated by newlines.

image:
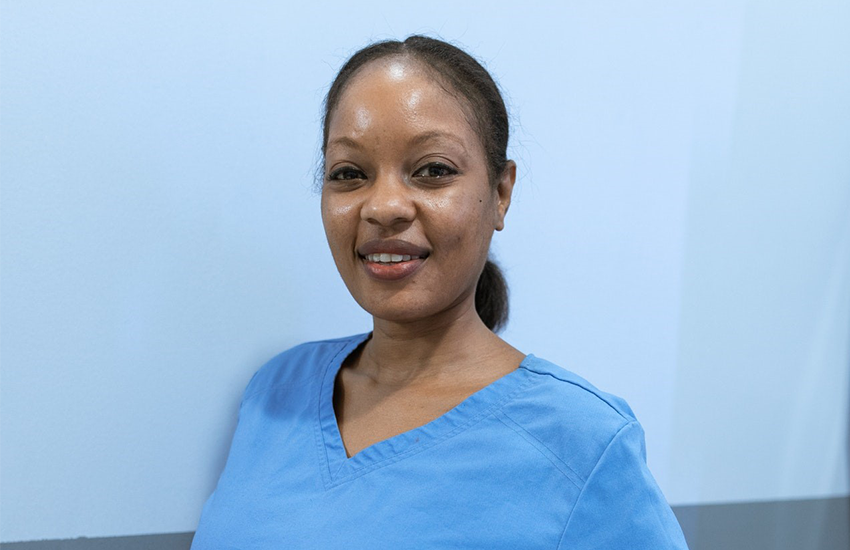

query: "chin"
xmin=360 ymin=303 xmax=435 ymax=325
xmin=354 ymin=290 xmax=472 ymax=327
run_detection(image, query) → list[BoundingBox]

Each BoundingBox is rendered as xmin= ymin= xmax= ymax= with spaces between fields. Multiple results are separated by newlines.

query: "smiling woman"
xmin=322 ymin=56 xmax=512 ymax=334
xmin=190 ymin=36 xmax=689 ymax=549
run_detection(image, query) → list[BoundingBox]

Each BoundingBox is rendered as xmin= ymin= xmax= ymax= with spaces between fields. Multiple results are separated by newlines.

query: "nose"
xmin=360 ymin=171 xmax=416 ymax=227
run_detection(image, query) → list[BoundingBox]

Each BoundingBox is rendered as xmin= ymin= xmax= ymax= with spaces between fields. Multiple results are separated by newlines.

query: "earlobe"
xmin=494 ymin=161 xmax=517 ymax=231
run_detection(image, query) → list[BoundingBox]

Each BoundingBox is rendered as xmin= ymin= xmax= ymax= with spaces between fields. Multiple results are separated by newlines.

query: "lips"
xmin=357 ymin=239 xmax=429 ymax=281
xmin=357 ymin=239 xmax=430 ymax=258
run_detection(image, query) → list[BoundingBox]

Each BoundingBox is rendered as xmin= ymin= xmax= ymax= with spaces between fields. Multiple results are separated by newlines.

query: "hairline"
xmin=323 ymin=52 xmax=498 ymax=185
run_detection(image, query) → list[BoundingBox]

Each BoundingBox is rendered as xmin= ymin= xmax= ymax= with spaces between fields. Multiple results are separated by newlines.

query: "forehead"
xmin=327 ymin=57 xmax=480 ymax=148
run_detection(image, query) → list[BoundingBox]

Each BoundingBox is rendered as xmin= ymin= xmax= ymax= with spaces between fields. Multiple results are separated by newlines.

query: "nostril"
xmin=360 ymin=194 xmax=417 ymax=226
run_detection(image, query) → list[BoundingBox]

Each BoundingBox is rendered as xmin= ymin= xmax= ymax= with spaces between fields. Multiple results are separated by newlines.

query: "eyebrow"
xmin=326 ymin=131 xmax=469 ymax=155
xmin=409 ymin=131 xmax=469 ymax=155
xmin=326 ymin=136 xmax=363 ymax=151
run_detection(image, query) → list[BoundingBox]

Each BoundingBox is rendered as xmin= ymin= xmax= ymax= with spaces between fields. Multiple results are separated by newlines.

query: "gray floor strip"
xmin=673 ymin=496 xmax=849 ymax=550
xmin=2 ymin=496 xmax=848 ymax=549
xmin=0 ymin=533 xmax=194 ymax=550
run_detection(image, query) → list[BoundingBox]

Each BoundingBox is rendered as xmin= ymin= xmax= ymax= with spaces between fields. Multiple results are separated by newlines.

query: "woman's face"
xmin=321 ymin=57 xmax=515 ymax=326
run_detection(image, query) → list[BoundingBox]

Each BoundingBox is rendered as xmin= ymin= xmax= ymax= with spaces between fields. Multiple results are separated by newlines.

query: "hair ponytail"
xmin=475 ymin=258 xmax=509 ymax=333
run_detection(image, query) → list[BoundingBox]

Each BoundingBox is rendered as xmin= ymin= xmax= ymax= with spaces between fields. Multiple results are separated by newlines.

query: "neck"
xmin=357 ymin=296 xmax=511 ymax=387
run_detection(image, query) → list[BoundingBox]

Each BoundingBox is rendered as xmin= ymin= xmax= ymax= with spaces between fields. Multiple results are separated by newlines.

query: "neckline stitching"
xmin=316 ymin=338 xmax=363 ymax=489
xmin=324 ymin=372 xmax=542 ymax=488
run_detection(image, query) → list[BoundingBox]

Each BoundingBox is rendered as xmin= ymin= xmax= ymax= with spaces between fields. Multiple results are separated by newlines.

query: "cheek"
xmin=321 ymin=193 xmax=354 ymax=219
xmin=425 ymin=189 xmax=496 ymax=251
xmin=321 ymin=196 xmax=358 ymax=241
xmin=321 ymin=198 xmax=361 ymax=270
xmin=425 ymin=188 xmax=492 ymax=222
xmin=324 ymin=201 xmax=358 ymax=219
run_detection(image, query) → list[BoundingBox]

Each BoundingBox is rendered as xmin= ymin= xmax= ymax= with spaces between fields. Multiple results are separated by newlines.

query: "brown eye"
xmin=413 ymin=163 xmax=457 ymax=179
xmin=328 ymin=167 xmax=366 ymax=181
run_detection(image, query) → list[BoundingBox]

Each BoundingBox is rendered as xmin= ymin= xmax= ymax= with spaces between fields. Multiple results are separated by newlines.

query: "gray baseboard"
xmin=0 ymin=533 xmax=194 ymax=550
xmin=673 ymin=496 xmax=849 ymax=550
xmin=2 ymin=496 xmax=848 ymax=549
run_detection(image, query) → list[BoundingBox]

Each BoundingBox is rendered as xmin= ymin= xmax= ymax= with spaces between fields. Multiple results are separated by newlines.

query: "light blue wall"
xmin=1 ymin=0 xmax=848 ymax=542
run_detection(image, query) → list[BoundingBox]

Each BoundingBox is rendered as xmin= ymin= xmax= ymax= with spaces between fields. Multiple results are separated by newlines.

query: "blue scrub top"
xmin=192 ymin=333 xmax=689 ymax=549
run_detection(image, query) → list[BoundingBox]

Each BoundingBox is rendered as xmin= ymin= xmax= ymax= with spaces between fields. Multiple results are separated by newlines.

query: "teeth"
xmin=365 ymin=253 xmax=420 ymax=263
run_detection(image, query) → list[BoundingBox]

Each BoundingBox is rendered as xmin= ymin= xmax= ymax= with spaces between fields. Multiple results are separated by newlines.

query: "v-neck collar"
xmin=315 ymin=333 xmax=538 ymax=488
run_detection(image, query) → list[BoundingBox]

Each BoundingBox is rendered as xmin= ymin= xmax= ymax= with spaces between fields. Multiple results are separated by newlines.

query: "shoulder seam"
xmin=496 ymin=410 xmax=584 ymax=490
xmin=555 ymin=420 xmax=639 ymax=549
xmin=520 ymin=365 xmax=633 ymax=422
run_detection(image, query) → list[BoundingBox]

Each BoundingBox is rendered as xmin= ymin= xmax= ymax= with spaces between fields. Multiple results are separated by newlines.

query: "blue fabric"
xmin=192 ymin=333 xmax=688 ymax=549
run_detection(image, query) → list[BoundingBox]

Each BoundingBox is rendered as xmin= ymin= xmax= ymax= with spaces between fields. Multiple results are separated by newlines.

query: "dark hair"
xmin=321 ymin=35 xmax=510 ymax=332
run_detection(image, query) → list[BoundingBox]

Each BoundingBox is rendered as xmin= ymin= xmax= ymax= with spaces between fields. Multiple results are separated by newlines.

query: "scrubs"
xmin=192 ymin=333 xmax=688 ymax=549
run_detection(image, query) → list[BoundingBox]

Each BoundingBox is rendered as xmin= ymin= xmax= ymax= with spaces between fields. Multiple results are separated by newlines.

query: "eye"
xmin=328 ymin=166 xmax=366 ymax=181
xmin=412 ymin=162 xmax=458 ymax=179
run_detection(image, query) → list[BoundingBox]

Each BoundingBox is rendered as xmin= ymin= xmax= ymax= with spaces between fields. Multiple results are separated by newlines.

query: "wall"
xmin=1 ymin=0 xmax=848 ymax=543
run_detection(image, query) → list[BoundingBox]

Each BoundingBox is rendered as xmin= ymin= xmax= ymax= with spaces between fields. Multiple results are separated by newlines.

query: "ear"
xmin=494 ymin=160 xmax=517 ymax=231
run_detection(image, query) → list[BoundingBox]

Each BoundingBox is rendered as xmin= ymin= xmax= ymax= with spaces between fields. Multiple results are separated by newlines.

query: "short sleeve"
xmin=557 ymin=421 xmax=689 ymax=549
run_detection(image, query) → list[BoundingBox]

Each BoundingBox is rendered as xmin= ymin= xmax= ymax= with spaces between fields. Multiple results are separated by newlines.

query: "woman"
xmin=192 ymin=35 xmax=689 ymax=549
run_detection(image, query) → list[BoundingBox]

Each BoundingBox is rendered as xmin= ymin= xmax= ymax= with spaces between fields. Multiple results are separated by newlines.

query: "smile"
xmin=356 ymin=239 xmax=431 ymax=280
xmin=364 ymin=253 xmax=422 ymax=264
xmin=359 ymin=254 xmax=427 ymax=281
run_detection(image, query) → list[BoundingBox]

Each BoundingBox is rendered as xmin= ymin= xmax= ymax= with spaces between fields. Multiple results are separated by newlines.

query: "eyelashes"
xmin=327 ymin=167 xmax=366 ymax=181
xmin=412 ymin=162 xmax=458 ymax=179
xmin=327 ymin=162 xmax=459 ymax=183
